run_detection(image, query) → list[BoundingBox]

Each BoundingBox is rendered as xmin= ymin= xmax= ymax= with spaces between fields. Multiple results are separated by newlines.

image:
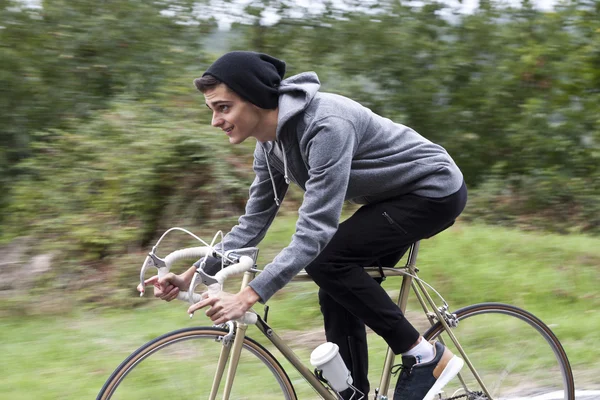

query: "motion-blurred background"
xmin=1 ymin=0 xmax=599 ymax=398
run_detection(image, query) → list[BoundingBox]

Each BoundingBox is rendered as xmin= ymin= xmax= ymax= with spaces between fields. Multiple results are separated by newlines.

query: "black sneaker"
xmin=393 ymin=341 xmax=464 ymax=400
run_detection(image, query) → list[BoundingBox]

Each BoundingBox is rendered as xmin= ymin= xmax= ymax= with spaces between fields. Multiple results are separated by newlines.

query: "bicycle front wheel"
xmin=423 ymin=303 xmax=575 ymax=400
xmin=97 ymin=326 xmax=297 ymax=400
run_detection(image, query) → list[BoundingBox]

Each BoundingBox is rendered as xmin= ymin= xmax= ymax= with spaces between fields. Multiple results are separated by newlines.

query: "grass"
xmin=1 ymin=217 xmax=599 ymax=398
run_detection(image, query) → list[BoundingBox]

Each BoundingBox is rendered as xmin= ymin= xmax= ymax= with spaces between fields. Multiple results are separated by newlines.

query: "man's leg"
xmin=318 ymin=290 xmax=370 ymax=398
xmin=305 ymin=183 xmax=467 ymax=397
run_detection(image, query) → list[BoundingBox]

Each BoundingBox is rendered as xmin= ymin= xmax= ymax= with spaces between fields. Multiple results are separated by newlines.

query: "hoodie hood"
xmin=275 ymin=72 xmax=321 ymax=139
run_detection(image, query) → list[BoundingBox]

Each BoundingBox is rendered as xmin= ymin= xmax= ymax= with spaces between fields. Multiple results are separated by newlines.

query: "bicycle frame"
xmin=208 ymin=241 xmax=493 ymax=400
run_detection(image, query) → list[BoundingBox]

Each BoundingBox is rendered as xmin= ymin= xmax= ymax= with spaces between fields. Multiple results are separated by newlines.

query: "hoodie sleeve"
xmin=221 ymin=144 xmax=289 ymax=251
xmin=249 ymin=116 xmax=357 ymax=302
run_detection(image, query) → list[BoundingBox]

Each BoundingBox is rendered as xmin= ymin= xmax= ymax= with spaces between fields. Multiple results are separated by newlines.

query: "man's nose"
xmin=211 ymin=113 xmax=223 ymax=128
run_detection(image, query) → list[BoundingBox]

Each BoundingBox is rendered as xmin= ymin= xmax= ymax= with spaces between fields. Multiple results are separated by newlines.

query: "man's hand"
xmin=188 ymin=286 xmax=260 ymax=325
xmin=137 ymin=266 xmax=196 ymax=302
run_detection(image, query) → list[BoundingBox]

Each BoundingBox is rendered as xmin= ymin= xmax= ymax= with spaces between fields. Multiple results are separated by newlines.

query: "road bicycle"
xmin=97 ymin=227 xmax=575 ymax=400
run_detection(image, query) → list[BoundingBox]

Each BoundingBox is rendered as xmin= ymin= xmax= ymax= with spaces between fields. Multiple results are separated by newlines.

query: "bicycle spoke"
xmin=424 ymin=304 xmax=574 ymax=400
xmin=98 ymin=328 xmax=296 ymax=400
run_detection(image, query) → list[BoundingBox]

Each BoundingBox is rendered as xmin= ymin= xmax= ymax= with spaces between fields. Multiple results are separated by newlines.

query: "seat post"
xmin=405 ymin=241 xmax=420 ymax=271
xmin=397 ymin=241 xmax=419 ymax=315
xmin=377 ymin=241 xmax=421 ymax=397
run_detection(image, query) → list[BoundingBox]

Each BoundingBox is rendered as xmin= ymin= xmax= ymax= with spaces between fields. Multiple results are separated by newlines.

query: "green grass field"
xmin=1 ymin=218 xmax=599 ymax=398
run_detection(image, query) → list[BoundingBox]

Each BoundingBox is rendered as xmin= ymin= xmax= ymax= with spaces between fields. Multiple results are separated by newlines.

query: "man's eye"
xmin=220 ymin=105 xmax=230 ymax=112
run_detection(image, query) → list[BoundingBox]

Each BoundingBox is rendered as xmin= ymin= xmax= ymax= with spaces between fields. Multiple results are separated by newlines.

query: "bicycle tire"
xmin=97 ymin=326 xmax=297 ymax=400
xmin=422 ymin=302 xmax=575 ymax=400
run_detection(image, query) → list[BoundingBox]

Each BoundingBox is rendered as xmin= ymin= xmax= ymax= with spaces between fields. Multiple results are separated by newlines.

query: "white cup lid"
xmin=310 ymin=342 xmax=340 ymax=366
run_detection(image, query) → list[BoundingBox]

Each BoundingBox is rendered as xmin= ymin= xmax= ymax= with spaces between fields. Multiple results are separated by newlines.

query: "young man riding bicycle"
xmin=143 ymin=51 xmax=467 ymax=400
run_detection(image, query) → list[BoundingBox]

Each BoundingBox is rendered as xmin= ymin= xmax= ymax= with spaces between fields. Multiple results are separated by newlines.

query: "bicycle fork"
xmin=208 ymin=272 xmax=254 ymax=400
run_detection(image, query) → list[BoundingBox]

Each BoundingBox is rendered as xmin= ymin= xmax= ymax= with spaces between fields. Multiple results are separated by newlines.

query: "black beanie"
xmin=198 ymin=51 xmax=286 ymax=109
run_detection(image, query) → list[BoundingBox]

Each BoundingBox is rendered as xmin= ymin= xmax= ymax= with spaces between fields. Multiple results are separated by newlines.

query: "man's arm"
xmin=221 ymin=143 xmax=288 ymax=250
xmin=193 ymin=143 xmax=288 ymax=271
xmin=248 ymin=117 xmax=358 ymax=302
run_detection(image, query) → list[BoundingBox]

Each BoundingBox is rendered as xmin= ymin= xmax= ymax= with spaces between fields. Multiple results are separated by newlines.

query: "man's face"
xmin=204 ymin=83 xmax=263 ymax=144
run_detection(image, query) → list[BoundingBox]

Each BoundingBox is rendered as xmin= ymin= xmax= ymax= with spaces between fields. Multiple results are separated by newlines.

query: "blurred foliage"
xmin=1 ymin=0 xmax=600 ymax=302
xmin=227 ymin=0 xmax=600 ymax=233
xmin=3 ymin=98 xmax=253 ymax=253
xmin=0 ymin=0 xmax=214 ymax=223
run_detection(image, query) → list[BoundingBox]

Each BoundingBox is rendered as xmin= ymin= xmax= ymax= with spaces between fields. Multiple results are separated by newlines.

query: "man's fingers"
xmin=205 ymin=304 xmax=221 ymax=318
xmin=159 ymin=284 xmax=176 ymax=300
xmin=165 ymin=287 xmax=180 ymax=302
xmin=158 ymin=272 xmax=182 ymax=288
xmin=144 ymin=275 xmax=159 ymax=286
xmin=212 ymin=314 xmax=227 ymax=325
xmin=188 ymin=297 xmax=216 ymax=315
xmin=138 ymin=275 xmax=159 ymax=292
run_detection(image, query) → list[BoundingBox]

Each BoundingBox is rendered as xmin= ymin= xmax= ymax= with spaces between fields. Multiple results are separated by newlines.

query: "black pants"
xmin=305 ymin=182 xmax=467 ymax=398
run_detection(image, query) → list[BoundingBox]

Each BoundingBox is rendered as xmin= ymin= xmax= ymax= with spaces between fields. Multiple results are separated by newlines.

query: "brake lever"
xmin=139 ymin=251 xmax=170 ymax=297
xmin=148 ymin=252 xmax=167 ymax=268
xmin=187 ymin=258 xmax=219 ymax=305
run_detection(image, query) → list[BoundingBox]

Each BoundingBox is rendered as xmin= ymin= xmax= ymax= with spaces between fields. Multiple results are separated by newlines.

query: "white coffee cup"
xmin=310 ymin=342 xmax=353 ymax=392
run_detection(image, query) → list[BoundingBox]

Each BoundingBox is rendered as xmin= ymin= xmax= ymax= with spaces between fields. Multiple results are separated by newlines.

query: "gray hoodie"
xmin=220 ymin=72 xmax=463 ymax=302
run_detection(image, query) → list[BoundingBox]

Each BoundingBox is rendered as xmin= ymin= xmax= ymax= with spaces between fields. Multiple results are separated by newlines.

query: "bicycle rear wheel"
xmin=97 ymin=326 xmax=297 ymax=400
xmin=423 ymin=303 xmax=574 ymax=400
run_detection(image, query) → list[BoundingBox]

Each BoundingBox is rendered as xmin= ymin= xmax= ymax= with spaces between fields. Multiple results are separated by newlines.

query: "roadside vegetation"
xmin=1 ymin=218 xmax=599 ymax=399
xmin=1 ymin=0 xmax=599 ymax=397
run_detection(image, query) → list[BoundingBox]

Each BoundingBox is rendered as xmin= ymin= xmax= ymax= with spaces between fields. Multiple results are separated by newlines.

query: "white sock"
xmin=402 ymin=338 xmax=435 ymax=364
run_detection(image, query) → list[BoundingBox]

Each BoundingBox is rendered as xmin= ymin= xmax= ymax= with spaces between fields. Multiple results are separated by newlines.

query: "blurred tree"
xmin=221 ymin=0 xmax=599 ymax=231
xmin=3 ymin=0 xmax=600 ymax=249
xmin=4 ymin=99 xmax=250 ymax=250
xmin=0 ymin=0 xmax=215 ymax=226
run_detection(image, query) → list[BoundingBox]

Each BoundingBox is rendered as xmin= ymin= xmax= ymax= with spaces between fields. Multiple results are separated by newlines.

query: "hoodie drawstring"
xmin=261 ymin=142 xmax=290 ymax=207
xmin=279 ymin=141 xmax=291 ymax=185
xmin=262 ymin=145 xmax=281 ymax=206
